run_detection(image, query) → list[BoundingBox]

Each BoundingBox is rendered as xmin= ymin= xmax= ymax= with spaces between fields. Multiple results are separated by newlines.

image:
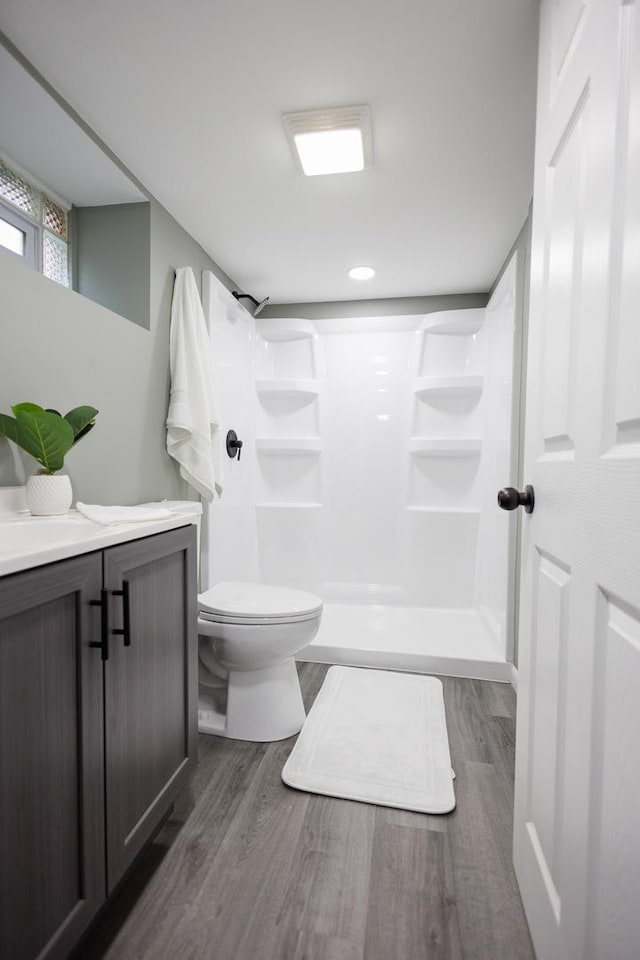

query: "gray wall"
xmin=73 ymin=202 xmax=151 ymax=329
xmin=261 ymin=292 xmax=488 ymax=320
xmin=0 ymin=198 xmax=235 ymax=504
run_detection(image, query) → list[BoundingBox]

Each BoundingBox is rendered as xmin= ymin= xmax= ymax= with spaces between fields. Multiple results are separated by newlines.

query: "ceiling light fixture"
xmin=348 ymin=265 xmax=376 ymax=280
xmin=283 ymin=105 xmax=372 ymax=177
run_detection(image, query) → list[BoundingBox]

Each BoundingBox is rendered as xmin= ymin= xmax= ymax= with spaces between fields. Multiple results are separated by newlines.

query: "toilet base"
xmin=198 ymin=657 xmax=306 ymax=742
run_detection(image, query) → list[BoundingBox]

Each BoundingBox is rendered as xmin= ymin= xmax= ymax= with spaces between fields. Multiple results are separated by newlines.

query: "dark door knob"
xmin=497 ymin=485 xmax=535 ymax=514
xmin=226 ymin=429 xmax=243 ymax=461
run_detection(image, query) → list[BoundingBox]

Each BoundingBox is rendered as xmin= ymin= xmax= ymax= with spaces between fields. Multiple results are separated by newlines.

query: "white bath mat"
xmin=282 ymin=666 xmax=456 ymax=814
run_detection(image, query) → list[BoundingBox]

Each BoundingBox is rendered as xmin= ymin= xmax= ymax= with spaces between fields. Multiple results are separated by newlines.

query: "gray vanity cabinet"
xmin=0 ymin=524 xmax=197 ymax=960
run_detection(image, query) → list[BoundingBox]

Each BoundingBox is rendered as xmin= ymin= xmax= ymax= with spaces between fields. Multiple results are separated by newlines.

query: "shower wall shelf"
xmin=256 ymin=379 xmax=320 ymax=398
xmin=422 ymin=309 xmax=484 ymax=336
xmin=408 ymin=438 xmax=482 ymax=457
xmin=256 ymin=437 xmax=323 ymax=455
xmin=255 ymin=318 xmax=315 ymax=342
xmin=414 ymin=375 xmax=484 ymax=398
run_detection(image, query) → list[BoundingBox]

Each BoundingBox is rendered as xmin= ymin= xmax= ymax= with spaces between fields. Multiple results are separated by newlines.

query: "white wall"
xmin=201 ymin=272 xmax=258 ymax=588
xmin=251 ymin=312 xmax=492 ymax=609
xmin=474 ymin=253 xmax=519 ymax=656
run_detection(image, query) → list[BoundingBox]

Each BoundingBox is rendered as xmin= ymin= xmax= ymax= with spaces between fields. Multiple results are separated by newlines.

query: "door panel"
xmin=604 ymin=3 xmax=640 ymax=455
xmin=587 ymin=595 xmax=640 ymax=960
xmin=528 ymin=551 xmax=570 ymax=896
xmin=103 ymin=526 xmax=197 ymax=892
xmin=541 ymin=91 xmax=589 ymax=459
xmin=0 ymin=555 xmax=104 ymax=960
xmin=551 ymin=0 xmax=588 ymax=90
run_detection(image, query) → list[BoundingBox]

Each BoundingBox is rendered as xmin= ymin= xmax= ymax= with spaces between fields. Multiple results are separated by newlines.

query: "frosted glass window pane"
xmin=43 ymin=197 xmax=68 ymax=239
xmin=43 ymin=231 xmax=69 ymax=287
xmin=0 ymin=217 xmax=25 ymax=255
xmin=0 ymin=161 xmax=40 ymax=219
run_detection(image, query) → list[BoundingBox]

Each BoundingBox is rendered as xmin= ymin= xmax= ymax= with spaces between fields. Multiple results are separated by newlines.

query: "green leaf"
xmin=12 ymin=408 xmax=75 ymax=473
xmin=0 ymin=413 xmax=19 ymax=443
xmin=12 ymin=402 xmax=45 ymax=414
xmin=71 ymin=421 xmax=95 ymax=445
xmin=64 ymin=406 xmax=98 ymax=445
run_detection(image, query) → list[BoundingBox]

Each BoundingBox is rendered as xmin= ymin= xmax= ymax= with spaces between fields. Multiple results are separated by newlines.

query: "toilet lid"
xmin=198 ymin=581 xmax=323 ymax=620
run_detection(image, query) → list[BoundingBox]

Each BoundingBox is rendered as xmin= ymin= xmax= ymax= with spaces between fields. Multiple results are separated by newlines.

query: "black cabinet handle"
xmin=112 ymin=580 xmax=131 ymax=647
xmin=89 ymin=589 xmax=110 ymax=661
xmin=497 ymin=485 xmax=535 ymax=514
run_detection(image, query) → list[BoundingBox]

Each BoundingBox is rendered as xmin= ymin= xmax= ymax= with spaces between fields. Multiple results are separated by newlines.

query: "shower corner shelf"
xmin=256 ymin=378 xmax=320 ymax=398
xmin=408 ymin=438 xmax=482 ymax=458
xmin=255 ymin=318 xmax=316 ymax=342
xmin=414 ymin=375 xmax=484 ymax=398
xmin=422 ymin=309 xmax=484 ymax=336
xmin=255 ymin=437 xmax=322 ymax=455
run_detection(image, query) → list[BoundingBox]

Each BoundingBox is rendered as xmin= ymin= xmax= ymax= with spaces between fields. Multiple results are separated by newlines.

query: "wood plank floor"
xmin=75 ymin=664 xmax=535 ymax=960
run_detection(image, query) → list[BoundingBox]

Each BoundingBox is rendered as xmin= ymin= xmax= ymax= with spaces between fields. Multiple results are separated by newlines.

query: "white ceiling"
xmin=0 ymin=0 xmax=539 ymax=303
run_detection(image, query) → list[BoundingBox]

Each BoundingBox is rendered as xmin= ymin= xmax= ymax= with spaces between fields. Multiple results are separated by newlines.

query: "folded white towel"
xmin=76 ymin=502 xmax=173 ymax=525
xmin=166 ymin=266 xmax=223 ymax=501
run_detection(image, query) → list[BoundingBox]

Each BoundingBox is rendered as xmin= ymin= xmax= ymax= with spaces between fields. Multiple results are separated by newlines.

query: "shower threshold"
xmin=298 ymin=603 xmax=512 ymax=682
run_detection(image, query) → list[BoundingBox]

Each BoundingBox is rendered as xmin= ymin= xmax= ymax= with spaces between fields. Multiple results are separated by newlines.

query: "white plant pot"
xmin=26 ymin=473 xmax=73 ymax=516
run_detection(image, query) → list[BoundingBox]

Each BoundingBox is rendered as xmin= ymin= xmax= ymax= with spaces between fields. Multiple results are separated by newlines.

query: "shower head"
xmin=232 ymin=291 xmax=270 ymax=317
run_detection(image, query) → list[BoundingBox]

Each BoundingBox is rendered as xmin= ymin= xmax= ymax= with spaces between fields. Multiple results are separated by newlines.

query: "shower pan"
xmin=202 ymin=256 xmax=522 ymax=683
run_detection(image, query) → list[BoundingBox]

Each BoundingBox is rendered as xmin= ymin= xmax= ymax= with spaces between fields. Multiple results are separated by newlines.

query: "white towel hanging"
xmin=166 ymin=266 xmax=223 ymax=500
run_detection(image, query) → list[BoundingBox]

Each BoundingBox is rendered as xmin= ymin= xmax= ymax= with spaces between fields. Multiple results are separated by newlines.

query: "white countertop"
xmin=0 ymin=494 xmax=202 ymax=577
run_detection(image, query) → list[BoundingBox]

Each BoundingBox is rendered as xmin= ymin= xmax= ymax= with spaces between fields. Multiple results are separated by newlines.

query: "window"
xmin=0 ymin=158 xmax=71 ymax=287
xmin=0 ymin=202 xmax=39 ymax=268
xmin=0 ymin=217 xmax=26 ymax=256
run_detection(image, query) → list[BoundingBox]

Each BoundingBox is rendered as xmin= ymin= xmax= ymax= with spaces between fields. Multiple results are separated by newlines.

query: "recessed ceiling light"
xmin=283 ymin=105 xmax=372 ymax=177
xmin=348 ymin=265 xmax=376 ymax=280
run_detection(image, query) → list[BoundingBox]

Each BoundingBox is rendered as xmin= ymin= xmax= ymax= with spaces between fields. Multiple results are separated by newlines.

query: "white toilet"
xmin=140 ymin=502 xmax=322 ymax=742
xmin=197 ymin=581 xmax=323 ymax=742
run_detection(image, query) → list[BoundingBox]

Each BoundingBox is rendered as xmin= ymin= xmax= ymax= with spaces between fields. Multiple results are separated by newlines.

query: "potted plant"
xmin=0 ymin=402 xmax=98 ymax=515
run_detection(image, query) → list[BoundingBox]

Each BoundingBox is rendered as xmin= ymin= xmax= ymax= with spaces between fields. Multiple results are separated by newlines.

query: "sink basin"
xmin=0 ymin=515 xmax=98 ymax=558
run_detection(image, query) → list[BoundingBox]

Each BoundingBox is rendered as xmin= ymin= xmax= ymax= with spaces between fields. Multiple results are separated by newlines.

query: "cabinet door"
xmin=103 ymin=525 xmax=197 ymax=891
xmin=0 ymin=554 xmax=105 ymax=960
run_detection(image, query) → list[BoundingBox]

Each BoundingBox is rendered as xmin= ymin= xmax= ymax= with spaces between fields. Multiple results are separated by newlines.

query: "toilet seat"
xmin=199 ymin=581 xmax=323 ymax=622
xmin=199 ymin=608 xmax=321 ymax=626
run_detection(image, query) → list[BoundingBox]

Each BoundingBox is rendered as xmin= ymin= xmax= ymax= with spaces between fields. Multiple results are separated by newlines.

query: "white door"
xmin=514 ymin=2 xmax=640 ymax=959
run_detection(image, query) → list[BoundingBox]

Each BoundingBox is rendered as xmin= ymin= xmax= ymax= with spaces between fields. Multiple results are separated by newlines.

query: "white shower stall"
xmin=202 ymin=255 xmax=521 ymax=682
